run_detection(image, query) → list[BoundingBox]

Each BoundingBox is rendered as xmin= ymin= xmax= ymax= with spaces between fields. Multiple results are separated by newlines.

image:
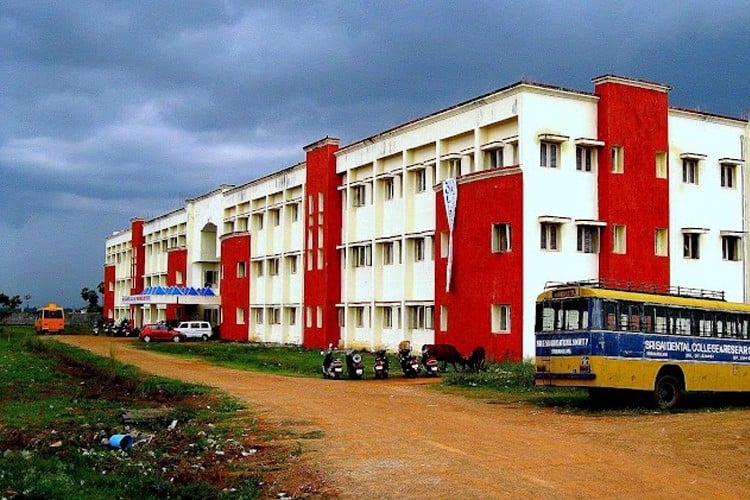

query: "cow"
xmin=421 ymin=343 xmax=466 ymax=372
xmin=465 ymin=346 xmax=486 ymax=372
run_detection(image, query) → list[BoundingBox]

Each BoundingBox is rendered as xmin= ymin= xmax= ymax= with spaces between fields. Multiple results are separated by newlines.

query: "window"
xmin=491 ymin=304 xmax=510 ymax=333
xmin=491 ymin=223 xmax=511 ymax=253
xmin=408 ymin=305 xmax=434 ymax=330
xmin=288 ymin=203 xmax=299 ymax=222
xmin=683 ymin=233 xmax=700 ymax=259
xmin=655 ymin=228 xmax=668 ymax=257
xmin=204 ymin=270 xmax=218 ymax=286
xmin=440 ymin=305 xmax=448 ymax=332
xmin=354 ymin=307 xmax=365 ymax=328
xmin=382 ymin=241 xmax=394 ymax=265
xmin=485 ymin=147 xmax=504 ymax=169
xmin=613 ymin=225 xmax=626 ymax=254
xmin=269 ymin=208 xmax=280 ymax=226
xmin=721 ymin=163 xmax=737 ymax=188
xmin=576 ymin=226 xmax=600 ymax=253
xmin=656 ymin=151 xmax=667 ymax=179
xmin=413 ymin=238 xmax=425 ymax=262
xmin=383 ymin=307 xmax=393 ymax=329
xmin=447 ymin=158 xmax=461 ymax=178
xmin=253 ymin=260 xmax=264 ymax=277
xmin=287 ymin=255 xmax=298 ymax=274
xmin=286 ymin=307 xmax=297 ymax=326
xmin=540 ymin=142 xmax=558 ymax=168
xmin=682 ymin=159 xmax=699 ymax=184
xmin=440 ymin=231 xmax=449 ymax=258
xmin=306 ymin=306 xmax=312 ymax=328
xmin=254 ymin=308 xmax=264 ymax=325
xmin=237 ymin=261 xmax=246 ymax=278
xmin=253 ymin=213 xmax=264 ymax=230
xmin=268 ymin=258 xmax=279 ymax=276
xmin=352 ymin=245 xmax=372 ymax=268
xmin=236 ymin=307 xmax=245 ymax=325
xmin=722 ymin=235 xmax=741 ymax=261
xmin=414 ymin=169 xmax=426 ymax=193
xmin=175 ymin=271 xmax=183 ymax=285
xmin=316 ymin=305 xmax=323 ymax=328
xmin=268 ymin=308 xmax=281 ymax=325
xmin=576 ymin=146 xmax=594 ymax=172
xmin=611 ymin=146 xmax=624 ymax=173
xmin=540 ymin=222 xmax=560 ymax=251
xmin=352 ymin=185 xmax=367 ymax=207
xmin=318 ymin=193 xmax=324 ymax=212
xmin=383 ymin=178 xmax=395 ymax=200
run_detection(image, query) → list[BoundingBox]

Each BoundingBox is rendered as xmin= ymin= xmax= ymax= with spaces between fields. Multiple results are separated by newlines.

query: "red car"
xmin=138 ymin=323 xmax=185 ymax=343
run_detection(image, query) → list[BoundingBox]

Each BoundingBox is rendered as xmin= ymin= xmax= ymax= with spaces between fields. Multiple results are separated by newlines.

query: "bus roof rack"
xmin=543 ymin=279 xmax=726 ymax=301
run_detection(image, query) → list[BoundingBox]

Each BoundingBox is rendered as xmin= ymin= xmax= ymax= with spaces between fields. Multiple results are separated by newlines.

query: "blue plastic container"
xmin=108 ymin=434 xmax=133 ymax=449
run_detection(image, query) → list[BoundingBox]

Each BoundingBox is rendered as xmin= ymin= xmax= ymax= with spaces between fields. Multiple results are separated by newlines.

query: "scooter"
xmin=345 ymin=350 xmax=365 ymax=379
xmin=373 ymin=349 xmax=390 ymax=379
xmin=398 ymin=346 xmax=420 ymax=378
xmin=422 ymin=348 xmax=440 ymax=377
xmin=321 ymin=344 xmax=344 ymax=380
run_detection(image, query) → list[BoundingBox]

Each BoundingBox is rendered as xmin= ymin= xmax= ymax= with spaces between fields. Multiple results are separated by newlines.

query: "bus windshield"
xmin=536 ymin=298 xmax=592 ymax=332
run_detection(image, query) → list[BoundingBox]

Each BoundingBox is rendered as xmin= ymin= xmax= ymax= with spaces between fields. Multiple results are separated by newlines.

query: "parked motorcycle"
xmin=421 ymin=348 xmax=440 ymax=377
xmin=321 ymin=344 xmax=344 ymax=379
xmin=345 ymin=350 xmax=365 ymax=379
xmin=398 ymin=345 xmax=420 ymax=378
xmin=373 ymin=349 xmax=390 ymax=379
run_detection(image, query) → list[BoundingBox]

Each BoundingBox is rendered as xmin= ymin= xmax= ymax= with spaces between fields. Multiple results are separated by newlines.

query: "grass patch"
xmin=136 ymin=341 xmax=327 ymax=377
xmin=0 ymin=326 xmax=319 ymax=498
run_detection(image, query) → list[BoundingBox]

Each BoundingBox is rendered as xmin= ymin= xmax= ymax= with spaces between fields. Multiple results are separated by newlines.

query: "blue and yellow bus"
xmin=534 ymin=280 xmax=750 ymax=408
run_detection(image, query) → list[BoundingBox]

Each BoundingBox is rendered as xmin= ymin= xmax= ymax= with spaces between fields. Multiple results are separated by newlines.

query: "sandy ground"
xmin=55 ymin=335 xmax=750 ymax=499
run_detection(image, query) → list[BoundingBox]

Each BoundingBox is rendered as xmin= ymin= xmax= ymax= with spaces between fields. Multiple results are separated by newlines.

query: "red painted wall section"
xmin=434 ymin=169 xmax=524 ymax=362
xmin=129 ymin=218 xmax=145 ymax=296
xmin=303 ymin=137 xmax=342 ymax=349
xmin=595 ymin=76 xmax=670 ymax=287
xmin=103 ymin=264 xmax=115 ymax=320
xmin=220 ymin=233 xmax=251 ymax=341
xmin=166 ymin=248 xmax=187 ymax=321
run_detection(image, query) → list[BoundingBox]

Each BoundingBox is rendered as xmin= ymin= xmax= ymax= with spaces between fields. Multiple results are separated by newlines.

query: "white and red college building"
xmin=103 ymin=74 xmax=749 ymax=361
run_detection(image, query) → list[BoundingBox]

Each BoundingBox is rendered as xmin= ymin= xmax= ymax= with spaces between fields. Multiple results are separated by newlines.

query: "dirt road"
xmin=56 ymin=336 xmax=750 ymax=498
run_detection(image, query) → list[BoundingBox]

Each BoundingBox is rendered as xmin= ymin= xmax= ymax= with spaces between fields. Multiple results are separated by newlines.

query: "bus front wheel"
xmin=654 ymin=374 xmax=682 ymax=410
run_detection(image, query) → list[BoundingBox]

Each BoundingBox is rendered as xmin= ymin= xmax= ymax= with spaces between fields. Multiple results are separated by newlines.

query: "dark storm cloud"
xmin=1 ymin=0 xmax=748 ymax=307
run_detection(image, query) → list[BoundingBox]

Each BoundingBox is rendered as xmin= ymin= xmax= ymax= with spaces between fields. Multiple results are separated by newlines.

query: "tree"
xmin=81 ymin=287 xmax=102 ymax=313
xmin=0 ymin=292 xmax=23 ymax=319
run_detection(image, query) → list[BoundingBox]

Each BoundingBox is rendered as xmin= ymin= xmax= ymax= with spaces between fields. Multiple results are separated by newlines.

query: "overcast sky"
xmin=2 ymin=1 xmax=749 ymax=309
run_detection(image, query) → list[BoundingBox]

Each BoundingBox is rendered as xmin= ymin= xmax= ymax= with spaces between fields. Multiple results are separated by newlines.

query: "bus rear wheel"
xmin=654 ymin=374 xmax=682 ymax=410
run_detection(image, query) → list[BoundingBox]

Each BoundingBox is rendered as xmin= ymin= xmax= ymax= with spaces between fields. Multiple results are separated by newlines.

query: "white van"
xmin=174 ymin=321 xmax=213 ymax=341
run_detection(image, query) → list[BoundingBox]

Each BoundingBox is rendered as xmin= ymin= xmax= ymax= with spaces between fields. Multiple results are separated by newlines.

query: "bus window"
xmin=604 ymin=301 xmax=617 ymax=329
xmin=536 ymin=302 xmax=557 ymax=332
xmin=653 ymin=307 xmax=668 ymax=334
xmin=674 ymin=309 xmax=692 ymax=336
xmin=698 ymin=311 xmax=714 ymax=337
xmin=562 ymin=299 xmax=590 ymax=330
xmin=627 ymin=304 xmax=642 ymax=331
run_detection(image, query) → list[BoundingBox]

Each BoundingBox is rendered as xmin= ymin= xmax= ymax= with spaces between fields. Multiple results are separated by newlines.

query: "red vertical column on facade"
xmin=220 ymin=233 xmax=251 ymax=341
xmin=302 ymin=137 xmax=342 ymax=348
xmin=102 ymin=264 xmax=115 ymax=320
xmin=434 ymin=169 xmax=525 ymax=362
xmin=166 ymin=248 xmax=187 ymax=321
xmin=129 ymin=217 xmax=146 ymax=323
xmin=594 ymin=76 xmax=671 ymax=286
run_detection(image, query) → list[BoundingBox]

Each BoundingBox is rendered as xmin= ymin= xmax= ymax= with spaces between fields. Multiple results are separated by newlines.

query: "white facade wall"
xmin=520 ymin=90 xmax=602 ymax=357
xmin=668 ymin=110 xmax=747 ymax=301
xmin=226 ymin=166 xmax=306 ymax=344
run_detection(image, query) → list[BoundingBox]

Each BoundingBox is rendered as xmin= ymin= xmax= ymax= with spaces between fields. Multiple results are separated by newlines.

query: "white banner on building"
xmin=442 ymin=178 xmax=458 ymax=292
